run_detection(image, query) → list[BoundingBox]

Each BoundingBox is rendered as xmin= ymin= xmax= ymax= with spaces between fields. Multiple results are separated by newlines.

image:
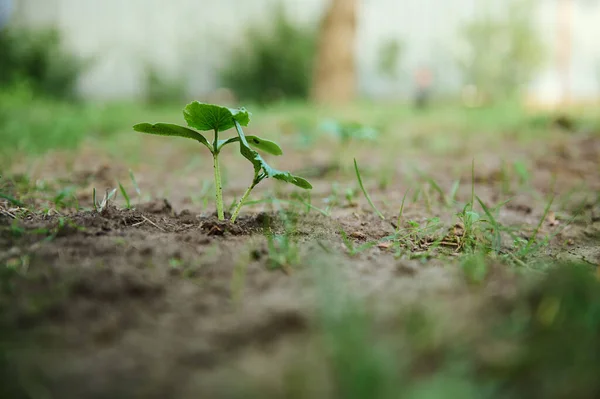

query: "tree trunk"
xmin=310 ymin=0 xmax=358 ymax=104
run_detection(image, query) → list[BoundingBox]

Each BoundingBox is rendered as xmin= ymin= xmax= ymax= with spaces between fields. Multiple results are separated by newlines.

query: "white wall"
xmin=13 ymin=0 xmax=600 ymax=102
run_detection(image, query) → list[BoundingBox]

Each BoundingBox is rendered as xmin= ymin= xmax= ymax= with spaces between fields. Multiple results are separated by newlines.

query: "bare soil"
xmin=1 ymin=127 xmax=599 ymax=398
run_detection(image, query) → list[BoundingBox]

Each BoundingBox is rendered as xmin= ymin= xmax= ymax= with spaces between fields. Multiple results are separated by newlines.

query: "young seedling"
xmin=93 ymin=188 xmax=117 ymax=213
xmin=133 ymin=102 xmax=312 ymax=222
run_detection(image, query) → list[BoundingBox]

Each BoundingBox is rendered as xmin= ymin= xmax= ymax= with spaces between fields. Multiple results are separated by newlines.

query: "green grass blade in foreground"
xmin=0 ymin=192 xmax=25 ymax=207
xmin=133 ymin=123 xmax=212 ymax=151
xmin=92 ymin=187 xmax=97 ymax=211
xmin=396 ymin=189 xmax=410 ymax=231
xmin=476 ymin=196 xmax=502 ymax=253
xmin=118 ymin=182 xmax=131 ymax=209
xmin=427 ymin=177 xmax=446 ymax=203
xmin=523 ymin=192 xmax=555 ymax=255
xmin=354 ymin=158 xmax=384 ymax=220
xmin=217 ymin=135 xmax=283 ymax=155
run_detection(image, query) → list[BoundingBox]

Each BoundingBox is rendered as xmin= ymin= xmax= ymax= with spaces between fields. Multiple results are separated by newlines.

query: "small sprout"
xmin=345 ymin=187 xmax=358 ymax=206
xmin=396 ymin=189 xmax=410 ymax=233
xmin=134 ymin=102 xmax=311 ymax=222
xmin=93 ymin=188 xmax=117 ymax=213
xmin=354 ymin=158 xmax=385 ymax=220
xmin=118 ymin=182 xmax=131 ymax=209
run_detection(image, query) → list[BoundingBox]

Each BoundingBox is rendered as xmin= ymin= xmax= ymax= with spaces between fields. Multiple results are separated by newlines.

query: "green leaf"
xmin=218 ymin=135 xmax=283 ymax=155
xmin=229 ymin=106 xmax=251 ymax=127
xmin=233 ymin=121 xmax=311 ymax=190
xmin=133 ymin=123 xmax=212 ymax=150
xmin=354 ymin=158 xmax=385 ymax=220
xmin=183 ymin=101 xmax=250 ymax=132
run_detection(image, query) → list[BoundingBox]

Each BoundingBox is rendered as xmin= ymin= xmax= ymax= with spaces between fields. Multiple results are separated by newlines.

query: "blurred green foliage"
xmin=0 ymin=83 xmax=148 ymax=164
xmin=313 ymin=261 xmax=600 ymax=399
xmin=219 ymin=5 xmax=316 ymax=103
xmin=0 ymin=26 xmax=84 ymax=100
xmin=456 ymin=0 xmax=546 ymax=103
xmin=144 ymin=65 xmax=186 ymax=105
xmin=377 ymin=38 xmax=404 ymax=79
xmin=497 ymin=263 xmax=600 ymax=399
xmin=0 ymin=83 xmax=88 ymax=158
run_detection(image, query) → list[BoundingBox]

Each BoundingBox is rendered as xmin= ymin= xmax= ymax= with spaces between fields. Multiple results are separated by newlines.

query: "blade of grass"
xmin=448 ymin=179 xmax=460 ymax=206
xmin=523 ymin=192 xmax=555 ymax=254
xmin=118 ymin=182 xmax=131 ymax=209
xmin=476 ymin=196 xmax=502 ymax=253
xmin=354 ymin=159 xmax=384 ymax=220
xmin=427 ymin=177 xmax=445 ymax=203
xmin=396 ymin=189 xmax=410 ymax=232
xmin=0 ymin=192 xmax=25 ymax=207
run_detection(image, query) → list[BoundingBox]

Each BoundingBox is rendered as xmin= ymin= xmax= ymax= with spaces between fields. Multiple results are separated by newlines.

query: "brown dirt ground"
xmin=1 ymin=126 xmax=599 ymax=398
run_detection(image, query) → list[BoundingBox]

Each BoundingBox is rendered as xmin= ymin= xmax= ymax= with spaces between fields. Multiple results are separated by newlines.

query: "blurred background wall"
xmin=8 ymin=0 xmax=600 ymax=104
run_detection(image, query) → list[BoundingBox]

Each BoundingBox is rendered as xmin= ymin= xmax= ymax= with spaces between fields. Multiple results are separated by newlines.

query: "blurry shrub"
xmin=0 ymin=26 xmax=84 ymax=99
xmin=219 ymin=5 xmax=316 ymax=103
xmin=376 ymin=38 xmax=404 ymax=79
xmin=144 ymin=65 xmax=186 ymax=105
xmin=456 ymin=0 xmax=546 ymax=104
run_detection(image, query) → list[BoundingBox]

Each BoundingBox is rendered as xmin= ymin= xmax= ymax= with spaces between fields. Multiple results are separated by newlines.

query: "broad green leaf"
xmin=229 ymin=107 xmax=251 ymax=127
xmin=133 ymin=123 xmax=212 ymax=150
xmin=183 ymin=101 xmax=250 ymax=132
xmin=233 ymin=121 xmax=312 ymax=190
xmin=217 ymin=135 xmax=283 ymax=155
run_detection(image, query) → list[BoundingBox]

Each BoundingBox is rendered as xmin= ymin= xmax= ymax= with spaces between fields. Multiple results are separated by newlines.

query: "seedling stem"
xmin=230 ymin=183 xmax=257 ymax=223
xmin=213 ymin=128 xmax=225 ymax=220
